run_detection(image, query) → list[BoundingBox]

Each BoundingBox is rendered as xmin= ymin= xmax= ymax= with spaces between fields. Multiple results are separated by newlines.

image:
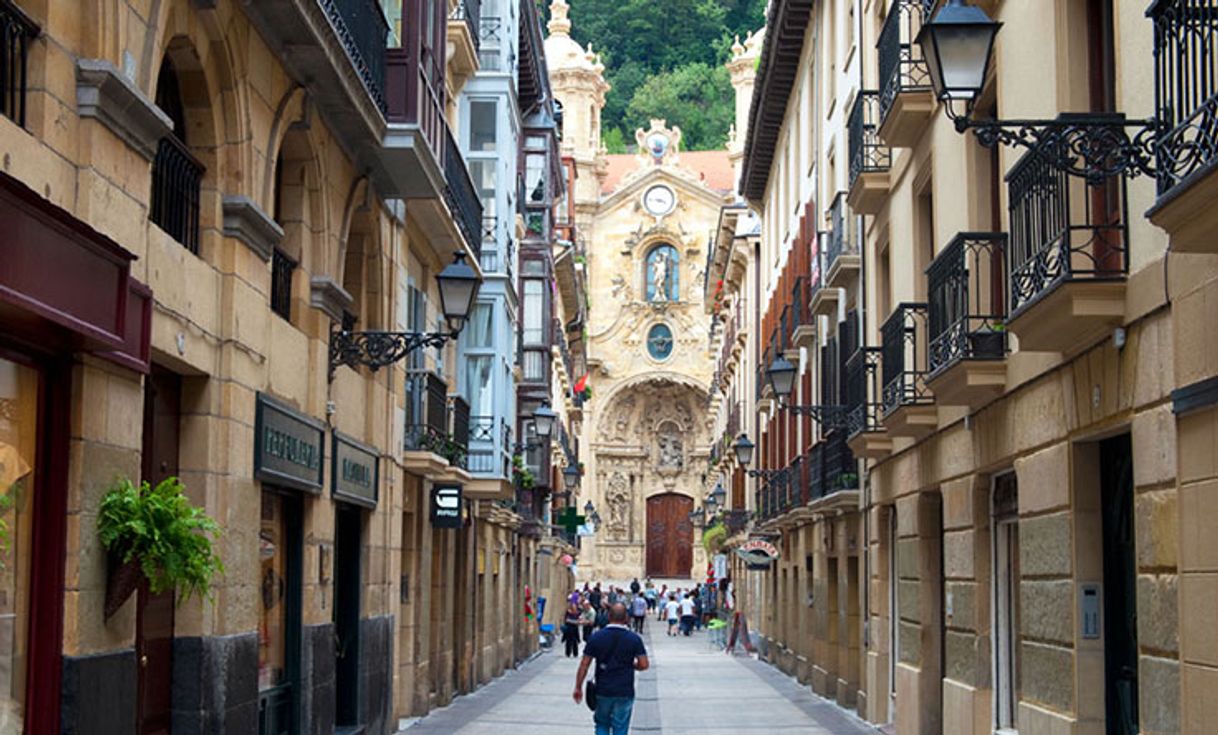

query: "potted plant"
xmin=98 ymin=476 xmax=224 ymax=618
xmin=968 ymin=321 xmax=1006 ymax=359
xmin=838 ymin=472 xmax=859 ymax=490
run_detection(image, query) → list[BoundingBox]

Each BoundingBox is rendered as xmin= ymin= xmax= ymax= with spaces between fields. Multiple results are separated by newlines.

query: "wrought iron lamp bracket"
xmin=952 ymin=110 xmax=1159 ymax=186
xmin=329 ymin=329 xmax=457 ymax=380
xmin=778 ymin=401 xmax=849 ymax=430
xmin=746 ymin=468 xmax=789 ymax=480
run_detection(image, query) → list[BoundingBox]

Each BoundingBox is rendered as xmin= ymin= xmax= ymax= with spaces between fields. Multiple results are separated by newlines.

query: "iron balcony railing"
xmin=404 ymin=369 xmax=450 ymax=451
xmin=789 ymin=276 xmax=807 ymax=344
xmin=443 ymin=124 xmax=484 ymax=260
xmin=826 ymin=191 xmax=856 ymax=276
xmin=877 ymin=0 xmax=932 ymax=123
xmin=1006 ymin=140 xmax=1128 ymax=318
xmin=823 ymin=429 xmax=858 ymax=492
xmin=449 ymin=0 xmax=482 ymax=54
xmin=1150 ymin=0 xmax=1218 ymax=197
xmin=321 ymin=0 xmax=390 ymax=112
xmin=271 ymin=249 xmax=296 ymax=321
xmin=806 ymin=443 xmax=825 ymax=502
xmin=848 ymin=91 xmax=892 ymax=189
xmin=449 ymin=395 xmax=471 ymax=468
xmin=150 ymin=135 xmax=205 ymax=253
xmin=0 ymin=0 xmax=38 ymax=127
xmin=810 ymin=233 xmax=826 ymax=302
xmin=927 ymin=232 xmax=1009 ymax=375
xmin=845 ymin=347 xmax=883 ymax=439
xmin=880 ymin=303 xmax=932 ymax=417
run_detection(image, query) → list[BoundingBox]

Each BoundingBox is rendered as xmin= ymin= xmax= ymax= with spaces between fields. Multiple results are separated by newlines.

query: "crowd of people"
xmin=560 ymin=577 xmax=716 ymax=657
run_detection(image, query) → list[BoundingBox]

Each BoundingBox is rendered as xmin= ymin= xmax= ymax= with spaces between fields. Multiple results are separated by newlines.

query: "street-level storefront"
xmin=254 ymin=392 xmax=323 ymax=735
xmin=0 ymin=168 xmax=151 ymax=734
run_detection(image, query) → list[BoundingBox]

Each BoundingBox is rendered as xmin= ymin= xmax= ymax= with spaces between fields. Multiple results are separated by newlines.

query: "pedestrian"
xmin=629 ymin=577 xmax=641 ymax=595
xmin=581 ymin=600 xmax=597 ymax=643
xmin=589 ymin=584 xmax=602 ymax=609
xmin=679 ymin=593 xmax=696 ymax=636
xmin=692 ymin=591 xmax=703 ymax=631
xmin=664 ymin=594 xmax=680 ymax=636
xmin=657 ymin=585 xmax=668 ymax=621
xmin=574 ymin=603 xmax=649 ymax=735
xmin=563 ymin=602 xmax=583 ymax=658
xmin=630 ymin=593 xmax=647 ymax=633
xmin=595 ymin=601 xmax=610 ymax=631
xmin=644 ymin=585 xmax=656 ymax=611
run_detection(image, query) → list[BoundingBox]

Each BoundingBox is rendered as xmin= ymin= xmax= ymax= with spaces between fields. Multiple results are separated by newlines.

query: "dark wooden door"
xmin=645 ymin=494 xmax=693 ymax=578
xmin=1100 ymin=434 xmax=1138 ymax=735
xmin=334 ymin=504 xmax=362 ymax=727
xmin=138 ymin=368 xmax=180 ymax=735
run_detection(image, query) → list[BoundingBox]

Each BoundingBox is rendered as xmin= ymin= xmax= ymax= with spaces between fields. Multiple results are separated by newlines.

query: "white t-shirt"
xmin=680 ymin=598 xmax=695 ymax=617
xmin=664 ymin=600 xmax=680 ymax=620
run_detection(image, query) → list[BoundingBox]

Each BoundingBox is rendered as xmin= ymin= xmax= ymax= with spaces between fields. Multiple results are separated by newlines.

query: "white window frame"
xmin=991 ymin=470 xmax=1019 ymax=734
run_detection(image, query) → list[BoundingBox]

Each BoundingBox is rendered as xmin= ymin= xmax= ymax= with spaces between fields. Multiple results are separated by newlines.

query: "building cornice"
xmin=76 ymin=59 xmax=174 ymax=162
xmin=739 ymin=0 xmax=814 ymax=203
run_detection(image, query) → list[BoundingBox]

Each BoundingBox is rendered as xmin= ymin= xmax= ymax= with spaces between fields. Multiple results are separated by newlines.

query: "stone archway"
xmin=590 ymin=375 xmax=709 ymax=579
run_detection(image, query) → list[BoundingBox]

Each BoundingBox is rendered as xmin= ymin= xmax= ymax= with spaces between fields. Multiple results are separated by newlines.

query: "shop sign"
xmin=431 ymin=484 xmax=463 ymax=528
xmin=735 ymin=539 xmax=780 ymax=568
xmin=254 ymin=393 xmax=324 ymax=493
xmin=332 ymin=433 xmax=379 ymax=509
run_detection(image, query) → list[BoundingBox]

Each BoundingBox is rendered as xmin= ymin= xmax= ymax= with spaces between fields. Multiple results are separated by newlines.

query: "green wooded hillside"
xmin=542 ymin=0 xmax=766 ymax=152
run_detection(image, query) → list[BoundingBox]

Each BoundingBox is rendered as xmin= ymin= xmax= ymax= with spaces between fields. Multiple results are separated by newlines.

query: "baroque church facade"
xmin=544 ymin=1 xmax=761 ymax=580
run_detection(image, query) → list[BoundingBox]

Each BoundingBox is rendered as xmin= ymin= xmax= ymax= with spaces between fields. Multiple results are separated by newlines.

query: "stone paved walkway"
xmin=400 ymin=621 xmax=878 ymax=734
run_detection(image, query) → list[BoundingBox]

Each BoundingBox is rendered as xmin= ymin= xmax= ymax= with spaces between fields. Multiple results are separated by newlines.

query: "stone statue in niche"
xmin=656 ymin=425 xmax=683 ymax=470
xmin=605 ymin=473 xmax=630 ymax=541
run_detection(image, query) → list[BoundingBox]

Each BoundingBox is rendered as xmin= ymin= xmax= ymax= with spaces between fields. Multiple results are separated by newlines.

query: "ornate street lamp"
xmin=732 ymin=434 xmax=755 ymax=467
xmin=562 ymin=462 xmax=581 ymax=492
xmin=766 ymin=357 xmax=848 ymax=428
xmin=329 ymin=252 xmax=483 ymax=377
xmin=915 ymin=0 xmax=1000 ymax=104
xmin=687 ymin=506 xmax=706 ymax=528
xmin=532 ymin=400 xmax=557 ymax=439
xmin=766 ymin=356 xmax=798 ymax=399
xmin=711 ymin=482 xmax=727 ymax=510
xmin=733 ymin=432 xmax=786 ymax=481
xmin=916 ymin=0 xmax=1157 ymax=185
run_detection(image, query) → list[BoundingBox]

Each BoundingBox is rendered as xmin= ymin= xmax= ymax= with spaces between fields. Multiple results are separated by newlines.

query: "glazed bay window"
xmin=521 ymin=279 xmax=547 ymax=383
xmin=469 ymin=100 xmax=497 ymax=151
xmin=469 ymin=160 xmax=499 ymax=271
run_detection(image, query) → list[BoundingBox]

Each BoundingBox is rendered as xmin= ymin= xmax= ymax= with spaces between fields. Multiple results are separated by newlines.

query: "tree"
xmin=624 ymin=63 xmax=734 ymax=151
xmin=538 ymin=0 xmax=766 ymax=149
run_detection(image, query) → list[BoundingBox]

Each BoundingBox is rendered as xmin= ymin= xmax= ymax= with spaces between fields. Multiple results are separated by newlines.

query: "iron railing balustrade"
xmin=0 ymin=0 xmax=38 ymax=127
xmin=150 ymin=135 xmax=205 ymax=253
xmin=877 ymin=0 xmax=933 ymax=123
xmin=1007 ymin=144 xmax=1128 ymax=318
xmin=880 ymin=303 xmax=932 ymax=417
xmin=1150 ymin=0 xmax=1218 ymax=197
xmin=927 ymin=232 xmax=1009 ymax=375
xmin=848 ymin=92 xmax=892 ymax=189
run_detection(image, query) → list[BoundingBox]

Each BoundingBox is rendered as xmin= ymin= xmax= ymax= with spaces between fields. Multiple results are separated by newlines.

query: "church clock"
xmin=642 ymin=185 xmax=676 ymax=217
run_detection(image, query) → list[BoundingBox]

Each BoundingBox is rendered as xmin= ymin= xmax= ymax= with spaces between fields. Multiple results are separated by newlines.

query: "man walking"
xmin=630 ymin=592 xmax=647 ymax=633
xmin=679 ymin=593 xmax=696 ymax=636
xmin=574 ymin=603 xmax=649 ymax=735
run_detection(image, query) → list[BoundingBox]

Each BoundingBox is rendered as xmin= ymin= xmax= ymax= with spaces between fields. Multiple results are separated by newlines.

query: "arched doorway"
xmin=646 ymin=493 xmax=693 ymax=578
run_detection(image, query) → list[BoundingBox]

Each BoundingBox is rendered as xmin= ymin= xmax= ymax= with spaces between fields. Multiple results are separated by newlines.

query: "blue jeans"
xmin=593 ymin=695 xmax=635 ymax=735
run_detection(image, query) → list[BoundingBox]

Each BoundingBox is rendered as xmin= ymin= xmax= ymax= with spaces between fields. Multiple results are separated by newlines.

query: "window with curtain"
xmin=465 ymin=303 xmax=493 ymax=348
xmin=465 ymin=356 xmax=494 ymax=418
xmin=469 ymin=101 xmax=497 ymax=152
xmin=522 ymin=280 xmax=545 ymax=345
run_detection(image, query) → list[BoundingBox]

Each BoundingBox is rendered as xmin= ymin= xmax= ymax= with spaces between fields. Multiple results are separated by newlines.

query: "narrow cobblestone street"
xmin=401 ymin=623 xmax=876 ymax=734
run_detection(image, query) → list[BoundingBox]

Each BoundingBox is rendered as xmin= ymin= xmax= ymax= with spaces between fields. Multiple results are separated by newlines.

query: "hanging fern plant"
xmin=702 ymin=522 xmax=728 ymax=554
xmin=98 ymin=476 xmax=224 ymax=616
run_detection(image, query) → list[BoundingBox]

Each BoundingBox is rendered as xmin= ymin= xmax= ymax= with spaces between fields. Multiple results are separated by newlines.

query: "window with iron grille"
xmin=271 ymin=249 xmax=295 ymax=321
xmin=0 ymin=1 xmax=38 ymax=127
xmin=150 ymin=57 xmax=204 ymax=253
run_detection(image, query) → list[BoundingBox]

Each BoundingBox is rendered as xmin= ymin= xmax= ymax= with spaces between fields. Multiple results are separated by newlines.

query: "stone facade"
xmin=715 ymin=0 xmax=1218 ymax=733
